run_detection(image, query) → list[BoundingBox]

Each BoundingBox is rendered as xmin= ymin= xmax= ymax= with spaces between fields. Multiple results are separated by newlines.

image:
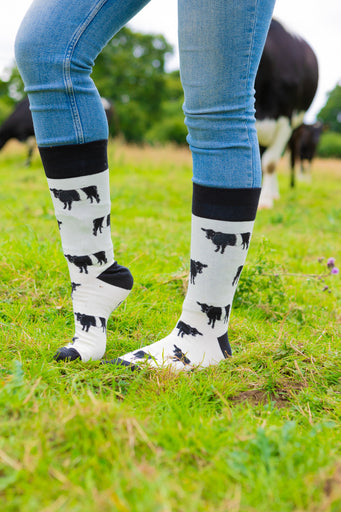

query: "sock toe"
xmin=53 ymin=347 xmax=81 ymax=362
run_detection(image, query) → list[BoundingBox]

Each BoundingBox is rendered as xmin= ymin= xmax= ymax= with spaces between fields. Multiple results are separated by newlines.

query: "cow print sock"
xmin=39 ymin=141 xmax=133 ymax=362
xmin=111 ymin=185 xmax=260 ymax=371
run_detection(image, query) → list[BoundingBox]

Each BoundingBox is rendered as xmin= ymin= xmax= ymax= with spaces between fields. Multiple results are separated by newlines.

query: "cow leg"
xmin=289 ymin=138 xmax=296 ymax=189
xmin=260 ymin=173 xmax=279 ymax=209
xmin=306 ymin=161 xmax=313 ymax=182
xmin=290 ymin=167 xmax=296 ymax=189
xmin=25 ymin=136 xmax=36 ymax=167
xmin=298 ymin=160 xmax=312 ymax=183
xmin=258 ymin=116 xmax=292 ymax=208
xmin=25 ymin=147 xmax=33 ymax=167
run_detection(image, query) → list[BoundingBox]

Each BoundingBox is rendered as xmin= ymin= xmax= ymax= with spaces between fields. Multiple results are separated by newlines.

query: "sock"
xmin=40 ymin=141 xmax=133 ymax=362
xmin=112 ymin=184 xmax=260 ymax=371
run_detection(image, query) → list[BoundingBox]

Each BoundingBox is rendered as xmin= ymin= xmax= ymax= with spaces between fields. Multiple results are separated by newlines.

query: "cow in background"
xmin=0 ymin=96 xmax=113 ymax=165
xmin=0 ymin=97 xmax=34 ymax=165
xmin=288 ymin=122 xmax=323 ymax=187
xmin=255 ymin=19 xmax=318 ymax=208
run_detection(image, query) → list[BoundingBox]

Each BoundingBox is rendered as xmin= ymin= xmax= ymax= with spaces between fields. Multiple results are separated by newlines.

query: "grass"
xmin=1 ymin=140 xmax=341 ymax=511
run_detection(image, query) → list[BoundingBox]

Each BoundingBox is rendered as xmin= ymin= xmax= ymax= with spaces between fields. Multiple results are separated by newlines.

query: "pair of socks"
xmin=41 ymin=141 xmax=260 ymax=370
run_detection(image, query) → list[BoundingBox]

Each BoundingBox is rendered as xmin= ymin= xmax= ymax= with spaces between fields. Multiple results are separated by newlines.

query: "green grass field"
xmin=1 ymin=141 xmax=341 ymax=511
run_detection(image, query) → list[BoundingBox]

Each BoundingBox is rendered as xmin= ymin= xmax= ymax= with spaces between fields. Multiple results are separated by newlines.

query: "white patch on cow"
xmin=257 ymin=116 xmax=292 ymax=209
xmin=259 ymin=173 xmax=279 ymax=209
xmin=100 ymin=97 xmax=111 ymax=110
xmin=256 ymin=118 xmax=277 ymax=147
xmin=259 ymin=116 xmax=292 ymax=173
xmin=291 ymin=110 xmax=305 ymax=130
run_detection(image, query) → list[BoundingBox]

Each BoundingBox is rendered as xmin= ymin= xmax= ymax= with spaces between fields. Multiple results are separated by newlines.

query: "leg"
xmin=15 ymin=0 xmax=151 ymax=147
xmin=114 ymin=0 xmax=275 ymax=371
xmin=15 ymin=0 xmax=150 ymax=361
xmin=258 ymin=116 xmax=292 ymax=207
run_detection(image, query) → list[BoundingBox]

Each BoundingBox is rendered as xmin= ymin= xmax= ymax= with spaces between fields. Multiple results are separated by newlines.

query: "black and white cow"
xmin=255 ymin=19 xmax=319 ymax=208
xmin=0 ymin=97 xmax=35 ymax=165
xmin=0 ymin=96 xmax=113 ymax=165
xmin=288 ymin=122 xmax=323 ymax=187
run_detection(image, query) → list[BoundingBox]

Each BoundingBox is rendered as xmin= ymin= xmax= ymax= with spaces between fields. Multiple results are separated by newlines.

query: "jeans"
xmin=15 ymin=0 xmax=275 ymax=188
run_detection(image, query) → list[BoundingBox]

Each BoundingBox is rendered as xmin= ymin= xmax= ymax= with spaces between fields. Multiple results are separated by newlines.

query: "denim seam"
xmin=63 ymin=0 xmax=109 ymax=144
xmin=244 ymin=0 xmax=259 ymax=188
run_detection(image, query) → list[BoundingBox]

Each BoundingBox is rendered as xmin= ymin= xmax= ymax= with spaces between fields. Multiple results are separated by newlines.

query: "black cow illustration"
xmin=65 ymin=254 xmax=92 ymax=273
xmin=201 ymin=228 xmax=237 ymax=254
xmin=190 ymin=259 xmax=208 ymax=284
xmin=50 ymin=188 xmax=80 ymax=210
xmin=93 ymin=216 xmax=105 ymax=236
xmin=75 ymin=312 xmax=96 ymax=332
xmin=75 ymin=312 xmax=106 ymax=332
xmin=173 ymin=345 xmax=191 ymax=365
xmin=57 ymin=220 xmax=62 ymax=230
xmin=133 ymin=350 xmax=152 ymax=360
xmin=176 ymin=321 xmax=203 ymax=338
xmin=99 ymin=317 xmax=106 ymax=332
xmin=224 ymin=304 xmax=231 ymax=323
xmin=197 ymin=301 xmax=222 ymax=328
xmin=71 ymin=336 xmax=78 ymax=345
xmin=65 ymin=251 xmax=107 ymax=272
xmin=106 ymin=214 xmax=110 ymax=227
xmin=71 ymin=282 xmax=81 ymax=297
xmin=232 ymin=265 xmax=243 ymax=286
xmin=241 ymin=232 xmax=251 ymax=250
xmin=93 ymin=251 xmax=107 ymax=265
xmin=81 ymin=186 xmax=100 ymax=204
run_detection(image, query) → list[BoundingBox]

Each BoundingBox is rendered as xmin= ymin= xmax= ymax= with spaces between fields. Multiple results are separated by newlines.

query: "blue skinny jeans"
xmin=15 ymin=0 xmax=275 ymax=189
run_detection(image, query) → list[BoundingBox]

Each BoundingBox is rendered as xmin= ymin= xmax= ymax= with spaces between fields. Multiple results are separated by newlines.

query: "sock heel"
xmin=97 ymin=262 xmax=134 ymax=290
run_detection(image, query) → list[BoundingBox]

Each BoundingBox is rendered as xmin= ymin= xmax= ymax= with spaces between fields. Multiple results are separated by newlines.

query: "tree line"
xmin=0 ymin=26 xmax=340 ymax=148
xmin=0 ymin=27 xmax=187 ymax=145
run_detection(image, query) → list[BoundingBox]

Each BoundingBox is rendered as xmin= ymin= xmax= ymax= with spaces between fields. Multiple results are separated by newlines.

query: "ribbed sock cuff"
xmin=192 ymin=183 xmax=261 ymax=221
xmin=39 ymin=140 xmax=108 ymax=179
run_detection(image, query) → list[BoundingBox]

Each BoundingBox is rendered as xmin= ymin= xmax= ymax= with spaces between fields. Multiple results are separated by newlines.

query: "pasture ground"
xmin=1 ymin=141 xmax=341 ymax=511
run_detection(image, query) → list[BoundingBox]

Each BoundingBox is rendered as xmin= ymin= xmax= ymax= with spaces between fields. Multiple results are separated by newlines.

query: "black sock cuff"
xmin=192 ymin=183 xmax=261 ymax=222
xmin=39 ymin=140 xmax=108 ymax=179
